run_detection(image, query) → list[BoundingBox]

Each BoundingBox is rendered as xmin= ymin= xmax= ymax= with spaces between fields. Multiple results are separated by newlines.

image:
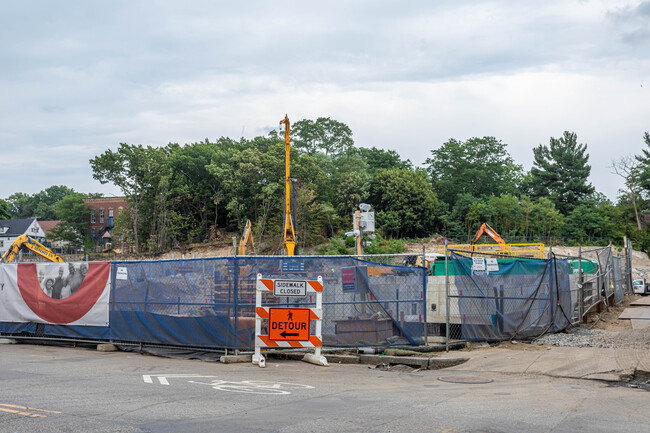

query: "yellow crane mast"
xmin=280 ymin=114 xmax=297 ymax=255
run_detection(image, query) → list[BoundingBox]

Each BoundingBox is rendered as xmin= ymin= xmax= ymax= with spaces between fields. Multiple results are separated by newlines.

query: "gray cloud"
xmin=0 ymin=0 xmax=648 ymax=200
xmin=607 ymin=1 xmax=650 ymax=45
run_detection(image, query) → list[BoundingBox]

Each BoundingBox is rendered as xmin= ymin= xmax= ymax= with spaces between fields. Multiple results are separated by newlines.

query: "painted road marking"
xmin=141 ymin=374 xmax=314 ymax=395
xmin=188 ymin=379 xmax=314 ymax=395
xmin=142 ymin=374 xmax=219 ymax=385
xmin=0 ymin=403 xmax=61 ymax=418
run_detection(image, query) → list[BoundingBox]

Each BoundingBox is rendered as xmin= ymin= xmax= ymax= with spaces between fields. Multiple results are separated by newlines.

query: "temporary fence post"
xmin=253 ymin=273 xmax=265 ymax=367
xmin=578 ymin=246 xmax=584 ymax=322
xmin=314 ymin=276 xmax=323 ymax=359
xmin=628 ymin=238 xmax=634 ymax=293
xmin=422 ymin=244 xmax=428 ymax=346
xmin=445 ymin=239 xmax=450 ymax=352
xmin=233 ymin=258 xmax=239 ymax=352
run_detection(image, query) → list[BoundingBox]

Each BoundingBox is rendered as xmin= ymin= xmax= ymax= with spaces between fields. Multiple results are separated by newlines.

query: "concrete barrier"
xmin=220 ymin=354 xmax=252 ymax=363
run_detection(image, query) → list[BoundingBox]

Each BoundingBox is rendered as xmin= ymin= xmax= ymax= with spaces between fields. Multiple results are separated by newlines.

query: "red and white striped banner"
xmin=0 ymin=262 xmax=111 ymax=326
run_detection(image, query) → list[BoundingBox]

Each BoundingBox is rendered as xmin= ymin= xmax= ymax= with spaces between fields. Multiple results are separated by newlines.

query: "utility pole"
xmin=280 ymin=115 xmax=297 ymax=256
xmin=354 ymin=210 xmax=362 ymax=255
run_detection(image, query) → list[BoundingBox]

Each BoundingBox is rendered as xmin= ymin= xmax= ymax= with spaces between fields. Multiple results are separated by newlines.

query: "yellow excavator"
xmin=471 ymin=223 xmax=507 ymax=251
xmin=237 ymin=220 xmax=255 ymax=256
xmin=0 ymin=234 xmax=64 ymax=263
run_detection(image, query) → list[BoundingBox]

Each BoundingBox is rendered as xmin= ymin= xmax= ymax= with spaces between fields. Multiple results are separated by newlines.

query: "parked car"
xmin=633 ymin=279 xmax=648 ymax=295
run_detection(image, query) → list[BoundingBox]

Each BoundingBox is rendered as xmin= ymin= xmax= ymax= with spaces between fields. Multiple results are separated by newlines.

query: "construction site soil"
xmin=113 ymin=238 xmax=650 ymax=280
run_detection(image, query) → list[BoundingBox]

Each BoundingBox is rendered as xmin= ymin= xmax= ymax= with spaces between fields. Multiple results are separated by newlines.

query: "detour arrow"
xmin=280 ymin=331 xmax=299 ymax=338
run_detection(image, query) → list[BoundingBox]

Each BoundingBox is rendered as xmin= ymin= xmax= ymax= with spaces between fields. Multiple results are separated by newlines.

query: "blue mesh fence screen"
xmin=1 ymin=256 xmax=427 ymax=349
xmin=449 ymin=252 xmax=572 ymax=341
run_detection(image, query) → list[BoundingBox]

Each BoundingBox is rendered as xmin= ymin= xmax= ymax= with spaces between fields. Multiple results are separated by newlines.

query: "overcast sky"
xmin=1 ymin=0 xmax=649 ymax=201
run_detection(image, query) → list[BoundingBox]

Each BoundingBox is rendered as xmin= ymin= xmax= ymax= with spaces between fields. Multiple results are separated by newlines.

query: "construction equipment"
xmin=0 ymin=234 xmax=65 ymax=263
xmin=237 ymin=220 xmax=255 ymax=256
xmin=280 ymin=114 xmax=297 ymax=256
xmin=471 ymin=223 xmax=506 ymax=251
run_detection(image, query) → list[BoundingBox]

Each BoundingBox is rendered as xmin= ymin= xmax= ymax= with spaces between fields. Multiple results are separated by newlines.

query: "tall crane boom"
xmin=280 ymin=114 xmax=297 ymax=255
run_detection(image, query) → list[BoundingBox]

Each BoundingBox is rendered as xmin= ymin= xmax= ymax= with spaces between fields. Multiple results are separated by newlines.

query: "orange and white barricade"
xmin=253 ymin=274 xmax=327 ymax=367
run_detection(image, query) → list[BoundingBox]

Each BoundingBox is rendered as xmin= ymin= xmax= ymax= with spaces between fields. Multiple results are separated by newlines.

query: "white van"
xmin=633 ymin=279 xmax=648 ymax=295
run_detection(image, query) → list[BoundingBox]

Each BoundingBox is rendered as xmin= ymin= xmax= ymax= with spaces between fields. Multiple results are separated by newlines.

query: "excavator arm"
xmin=471 ymin=223 xmax=507 ymax=251
xmin=237 ymin=220 xmax=255 ymax=256
xmin=1 ymin=234 xmax=64 ymax=264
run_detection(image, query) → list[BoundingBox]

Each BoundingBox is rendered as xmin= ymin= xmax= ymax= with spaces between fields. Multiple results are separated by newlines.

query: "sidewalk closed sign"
xmin=269 ymin=308 xmax=311 ymax=341
xmin=273 ymin=280 xmax=307 ymax=297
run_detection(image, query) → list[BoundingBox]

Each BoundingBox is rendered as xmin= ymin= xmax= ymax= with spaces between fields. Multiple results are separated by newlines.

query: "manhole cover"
xmin=437 ymin=376 xmax=494 ymax=384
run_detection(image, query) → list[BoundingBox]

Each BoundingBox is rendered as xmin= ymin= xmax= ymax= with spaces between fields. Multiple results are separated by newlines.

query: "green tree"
xmin=50 ymin=194 xmax=94 ymax=249
xmin=563 ymin=202 xmax=614 ymax=241
xmin=425 ymin=137 xmax=522 ymax=206
xmin=487 ymin=194 xmax=522 ymax=237
xmin=291 ymin=117 xmax=354 ymax=156
xmin=530 ymin=197 xmax=564 ymax=239
xmin=7 ymin=192 xmax=37 ymax=218
xmin=358 ymin=147 xmax=412 ymax=175
xmin=0 ymin=199 xmax=10 ymax=219
xmin=369 ymin=168 xmax=440 ymax=238
xmin=7 ymin=186 xmax=77 ymax=219
xmin=529 ymin=131 xmax=594 ymax=214
xmin=611 ymin=155 xmax=643 ymax=230
xmin=636 ymin=132 xmax=650 ymax=193
xmin=90 ymin=143 xmax=169 ymax=253
xmin=519 ymin=195 xmax=535 ymax=240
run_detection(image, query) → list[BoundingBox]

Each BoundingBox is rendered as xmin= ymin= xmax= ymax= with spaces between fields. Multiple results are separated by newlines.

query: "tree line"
xmin=2 ymin=118 xmax=649 ymax=254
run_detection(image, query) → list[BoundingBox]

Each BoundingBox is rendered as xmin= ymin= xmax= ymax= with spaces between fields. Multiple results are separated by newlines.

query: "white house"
xmin=0 ymin=218 xmax=46 ymax=255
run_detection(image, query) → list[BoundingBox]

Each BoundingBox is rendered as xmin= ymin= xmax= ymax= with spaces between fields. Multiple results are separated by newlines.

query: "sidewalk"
xmin=445 ymin=345 xmax=650 ymax=381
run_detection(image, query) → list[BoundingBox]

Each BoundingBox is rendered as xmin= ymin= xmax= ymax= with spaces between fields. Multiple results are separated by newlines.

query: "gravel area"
xmin=534 ymin=324 xmax=650 ymax=349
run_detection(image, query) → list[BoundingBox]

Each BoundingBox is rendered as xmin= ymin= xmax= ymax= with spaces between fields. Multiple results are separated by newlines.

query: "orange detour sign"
xmin=269 ymin=308 xmax=311 ymax=341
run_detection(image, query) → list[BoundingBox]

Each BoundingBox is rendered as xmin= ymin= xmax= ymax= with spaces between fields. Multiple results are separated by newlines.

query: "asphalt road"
xmin=1 ymin=342 xmax=649 ymax=433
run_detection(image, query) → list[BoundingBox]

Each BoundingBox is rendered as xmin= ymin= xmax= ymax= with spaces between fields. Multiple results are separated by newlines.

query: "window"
xmin=108 ymin=209 xmax=114 ymax=217
xmin=0 ymin=240 xmax=3 ymax=248
xmin=100 ymin=209 xmax=105 ymax=224
xmin=91 ymin=212 xmax=96 ymax=224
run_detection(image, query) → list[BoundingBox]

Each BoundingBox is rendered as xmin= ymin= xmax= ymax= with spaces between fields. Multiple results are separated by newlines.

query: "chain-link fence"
xmin=0 ymin=255 xmax=428 ymax=350
xmin=1 ymin=244 xmax=635 ymax=349
xmin=441 ymin=252 xmax=572 ymax=342
xmin=425 ymin=243 xmax=634 ymax=344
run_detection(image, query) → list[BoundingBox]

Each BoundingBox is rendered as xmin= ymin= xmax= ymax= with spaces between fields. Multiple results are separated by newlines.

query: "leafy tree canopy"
xmin=530 ymin=131 xmax=594 ymax=214
xmin=369 ymin=168 xmax=440 ymax=238
xmin=425 ymin=136 xmax=522 ymax=206
xmin=291 ymin=117 xmax=354 ymax=156
xmin=635 ymin=132 xmax=650 ymax=194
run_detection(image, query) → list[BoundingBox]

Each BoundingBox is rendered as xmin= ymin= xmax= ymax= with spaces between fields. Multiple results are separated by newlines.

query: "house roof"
xmin=39 ymin=220 xmax=63 ymax=236
xmin=0 ymin=218 xmax=38 ymax=236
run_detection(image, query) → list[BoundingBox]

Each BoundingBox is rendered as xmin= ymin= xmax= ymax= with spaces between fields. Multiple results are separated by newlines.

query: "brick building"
xmin=83 ymin=197 xmax=128 ymax=248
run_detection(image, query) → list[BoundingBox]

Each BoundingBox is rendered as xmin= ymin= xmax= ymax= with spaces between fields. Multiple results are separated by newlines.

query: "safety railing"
xmin=438 ymin=243 xmax=545 ymax=259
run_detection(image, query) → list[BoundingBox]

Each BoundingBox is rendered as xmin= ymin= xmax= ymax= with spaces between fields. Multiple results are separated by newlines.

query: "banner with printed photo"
xmin=0 ymin=262 xmax=110 ymax=326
